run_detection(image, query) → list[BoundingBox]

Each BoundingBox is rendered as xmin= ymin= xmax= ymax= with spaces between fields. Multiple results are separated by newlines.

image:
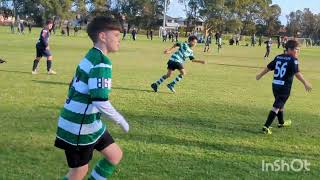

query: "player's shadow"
xmin=0 ymin=69 xmax=32 ymax=74
xmin=31 ymin=80 xmax=170 ymax=94
xmin=113 ymin=87 xmax=171 ymax=94
xmin=208 ymin=62 xmax=263 ymax=69
xmin=32 ymin=80 xmax=69 ymax=86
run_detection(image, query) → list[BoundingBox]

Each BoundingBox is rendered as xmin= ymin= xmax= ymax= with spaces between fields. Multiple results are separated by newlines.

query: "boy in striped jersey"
xmin=151 ymin=35 xmax=205 ymax=93
xmin=54 ymin=16 xmax=129 ymax=180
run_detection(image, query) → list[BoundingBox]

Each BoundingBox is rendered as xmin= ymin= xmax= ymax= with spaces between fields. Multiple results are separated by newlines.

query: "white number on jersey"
xmin=274 ymin=61 xmax=288 ymax=78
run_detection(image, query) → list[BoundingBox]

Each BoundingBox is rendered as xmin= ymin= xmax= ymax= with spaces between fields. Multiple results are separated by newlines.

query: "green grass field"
xmin=0 ymin=27 xmax=319 ymax=179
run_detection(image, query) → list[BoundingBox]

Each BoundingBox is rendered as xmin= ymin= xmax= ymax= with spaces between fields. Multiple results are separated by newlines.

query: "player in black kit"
xmin=32 ymin=19 xmax=56 ymax=75
xmin=256 ymin=40 xmax=312 ymax=134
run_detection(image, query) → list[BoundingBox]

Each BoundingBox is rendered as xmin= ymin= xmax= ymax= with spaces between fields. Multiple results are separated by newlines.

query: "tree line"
xmin=0 ymin=0 xmax=319 ymax=39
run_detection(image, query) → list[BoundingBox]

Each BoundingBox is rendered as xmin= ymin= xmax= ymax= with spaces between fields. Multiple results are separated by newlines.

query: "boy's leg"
xmin=151 ymin=69 xmax=173 ymax=92
xmin=65 ymin=164 xmax=89 ymax=180
xmin=277 ymin=108 xmax=284 ymax=125
xmin=32 ymin=57 xmax=41 ymax=73
xmin=264 ymin=107 xmax=279 ymax=128
xmin=168 ymin=68 xmax=185 ymax=88
xmin=89 ymin=143 xmax=123 ymax=180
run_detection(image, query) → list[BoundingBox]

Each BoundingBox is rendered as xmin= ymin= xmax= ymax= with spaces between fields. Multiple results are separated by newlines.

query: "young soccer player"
xmin=54 ymin=16 xmax=129 ymax=180
xmin=256 ymin=40 xmax=312 ymax=134
xmin=31 ymin=19 xmax=56 ymax=75
xmin=264 ymin=37 xmax=272 ymax=60
xmin=204 ymin=33 xmax=212 ymax=52
xmin=151 ymin=35 xmax=205 ymax=93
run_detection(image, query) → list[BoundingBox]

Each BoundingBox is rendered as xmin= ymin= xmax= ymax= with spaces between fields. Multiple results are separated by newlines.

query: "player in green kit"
xmin=151 ymin=35 xmax=205 ymax=93
xmin=54 ymin=16 xmax=129 ymax=180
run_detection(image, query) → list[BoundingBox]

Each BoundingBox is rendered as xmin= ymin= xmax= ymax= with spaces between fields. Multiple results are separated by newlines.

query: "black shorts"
xmin=36 ymin=46 xmax=52 ymax=57
xmin=54 ymin=130 xmax=115 ymax=168
xmin=167 ymin=60 xmax=184 ymax=71
xmin=272 ymin=89 xmax=290 ymax=109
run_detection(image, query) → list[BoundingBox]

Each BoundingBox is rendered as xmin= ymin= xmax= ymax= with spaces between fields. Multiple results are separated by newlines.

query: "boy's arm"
xmin=164 ymin=43 xmax=180 ymax=54
xmin=295 ymin=72 xmax=312 ymax=92
xmin=89 ymin=66 xmax=129 ymax=132
xmin=92 ymin=101 xmax=129 ymax=132
xmin=191 ymin=59 xmax=206 ymax=64
xmin=256 ymin=67 xmax=270 ymax=80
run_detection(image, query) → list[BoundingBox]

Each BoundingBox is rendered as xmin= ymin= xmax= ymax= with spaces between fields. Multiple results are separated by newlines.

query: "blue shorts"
xmin=36 ymin=46 xmax=52 ymax=58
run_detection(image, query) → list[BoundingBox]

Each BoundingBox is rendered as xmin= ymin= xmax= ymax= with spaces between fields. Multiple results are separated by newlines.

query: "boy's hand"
xmin=164 ymin=49 xmax=170 ymax=54
xmin=119 ymin=120 xmax=129 ymax=133
xmin=256 ymin=74 xmax=261 ymax=80
xmin=304 ymin=82 xmax=312 ymax=92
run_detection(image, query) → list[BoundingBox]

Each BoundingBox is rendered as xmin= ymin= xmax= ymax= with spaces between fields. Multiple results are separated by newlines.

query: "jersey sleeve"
xmin=267 ymin=58 xmax=276 ymax=70
xmin=88 ymin=64 xmax=112 ymax=101
xmin=293 ymin=59 xmax=300 ymax=74
xmin=41 ymin=30 xmax=49 ymax=47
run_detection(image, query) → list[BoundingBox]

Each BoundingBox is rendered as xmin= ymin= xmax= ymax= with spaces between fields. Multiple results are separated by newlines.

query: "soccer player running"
xmin=256 ymin=40 xmax=312 ymax=135
xmin=32 ymin=19 xmax=56 ymax=75
xmin=54 ymin=16 xmax=129 ymax=179
xmin=151 ymin=35 xmax=205 ymax=93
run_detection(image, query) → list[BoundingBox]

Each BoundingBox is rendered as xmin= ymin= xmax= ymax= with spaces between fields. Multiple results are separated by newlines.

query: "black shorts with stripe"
xmin=54 ymin=130 xmax=115 ymax=168
xmin=272 ymin=88 xmax=290 ymax=109
xmin=167 ymin=60 xmax=184 ymax=71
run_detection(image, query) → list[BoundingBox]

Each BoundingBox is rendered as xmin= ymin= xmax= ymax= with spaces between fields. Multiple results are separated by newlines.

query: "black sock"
xmin=47 ymin=60 xmax=52 ymax=71
xmin=32 ymin=59 xmax=39 ymax=71
xmin=277 ymin=111 xmax=284 ymax=125
xmin=264 ymin=111 xmax=277 ymax=128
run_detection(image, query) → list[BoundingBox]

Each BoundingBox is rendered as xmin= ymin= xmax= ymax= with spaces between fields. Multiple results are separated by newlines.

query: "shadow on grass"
xmin=0 ymin=69 xmax=31 ymax=74
xmin=208 ymin=62 xmax=264 ymax=69
xmin=32 ymin=80 xmax=170 ymax=94
xmin=32 ymin=80 xmax=69 ymax=86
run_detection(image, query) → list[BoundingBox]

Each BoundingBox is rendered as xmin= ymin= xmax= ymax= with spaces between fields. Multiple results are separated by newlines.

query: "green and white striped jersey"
xmin=56 ymin=47 xmax=112 ymax=146
xmin=169 ymin=42 xmax=195 ymax=64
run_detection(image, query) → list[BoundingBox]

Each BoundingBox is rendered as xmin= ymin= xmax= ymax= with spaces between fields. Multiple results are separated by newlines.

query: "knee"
xmin=108 ymin=148 xmax=123 ymax=165
xmin=68 ymin=165 xmax=88 ymax=180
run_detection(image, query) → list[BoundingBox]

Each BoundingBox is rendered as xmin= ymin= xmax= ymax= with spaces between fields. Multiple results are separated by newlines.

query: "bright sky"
xmin=167 ymin=0 xmax=320 ymax=25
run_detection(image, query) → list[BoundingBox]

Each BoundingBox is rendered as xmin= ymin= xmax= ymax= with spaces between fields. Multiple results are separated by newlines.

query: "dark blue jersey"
xmin=36 ymin=28 xmax=50 ymax=48
xmin=267 ymin=54 xmax=300 ymax=94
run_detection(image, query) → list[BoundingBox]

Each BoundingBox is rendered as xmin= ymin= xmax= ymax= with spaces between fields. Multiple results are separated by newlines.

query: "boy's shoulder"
xmin=85 ymin=48 xmax=112 ymax=66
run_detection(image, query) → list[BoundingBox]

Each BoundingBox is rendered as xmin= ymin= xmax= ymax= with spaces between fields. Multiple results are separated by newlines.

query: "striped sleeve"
xmin=88 ymin=63 xmax=112 ymax=101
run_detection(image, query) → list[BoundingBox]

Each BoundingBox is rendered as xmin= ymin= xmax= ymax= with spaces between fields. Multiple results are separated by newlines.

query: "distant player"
xmin=31 ymin=19 xmax=56 ymax=75
xmin=256 ymin=40 xmax=312 ymax=134
xmin=54 ymin=16 xmax=129 ymax=179
xmin=151 ymin=35 xmax=205 ymax=93
xmin=217 ymin=36 xmax=222 ymax=53
xmin=264 ymin=37 xmax=272 ymax=60
xmin=204 ymin=33 xmax=212 ymax=52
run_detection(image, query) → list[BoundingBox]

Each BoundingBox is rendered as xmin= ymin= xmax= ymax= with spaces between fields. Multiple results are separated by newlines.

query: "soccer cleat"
xmin=167 ymin=83 xmax=176 ymax=93
xmin=151 ymin=83 xmax=158 ymax=92
xmin=48 ymin=69 xmax=57 ymax=75
xmin=278 ymin=120 xmax=292 ymax=128
xmin=31 ymin=70 xmax=38 ymax=75
xmin=262 ymin=126 xmax=272 ymax=135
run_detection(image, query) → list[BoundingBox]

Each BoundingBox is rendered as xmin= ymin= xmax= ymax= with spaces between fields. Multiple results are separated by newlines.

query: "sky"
xmin=167 ymin=0 xmax=320 ymax=25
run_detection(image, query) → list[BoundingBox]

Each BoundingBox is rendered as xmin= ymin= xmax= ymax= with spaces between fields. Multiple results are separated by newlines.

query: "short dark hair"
xmin=188 ymin=35 xmax=198 ymax=42
xmin=87 ymin=16 xmax=122 ymax=43
xmin=46 ymin=19 xmax=53 ymax=25
xmin=285 ymin=40 xmax=299 ymax=50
